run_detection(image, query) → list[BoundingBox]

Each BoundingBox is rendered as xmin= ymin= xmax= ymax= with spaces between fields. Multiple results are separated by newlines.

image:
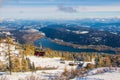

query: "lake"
xmin=35 ymin=38 xmax=115 ymax=54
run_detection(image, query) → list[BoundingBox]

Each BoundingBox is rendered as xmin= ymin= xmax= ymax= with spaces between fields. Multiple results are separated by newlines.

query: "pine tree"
xmin=11 ymin=57 xmax=21 ymax=72
xmin=21 ymin=57 xmax=29 ymax=72
xmin=25 ymin=44 xmax=35 ymax=56
xmin=98 ymin=57 xmax=104 ymax=67
xmin=6 ymin=37 xmax=14 ymax=75
xmin=0 ymin=61 xmax=6 ymax=71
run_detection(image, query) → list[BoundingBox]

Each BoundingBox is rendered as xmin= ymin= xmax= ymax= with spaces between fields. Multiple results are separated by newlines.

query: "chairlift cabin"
xmin=34 ymin=42 xmax=45 ymax=56
xmin=34 ymin=50 xmax=45 ymax=56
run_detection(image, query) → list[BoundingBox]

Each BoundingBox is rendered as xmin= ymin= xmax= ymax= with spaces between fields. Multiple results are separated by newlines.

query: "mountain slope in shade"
xmin=40 ymin=25 xmax=120 ymax=47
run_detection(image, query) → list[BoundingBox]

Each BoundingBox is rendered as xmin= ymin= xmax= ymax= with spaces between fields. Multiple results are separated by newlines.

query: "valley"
xmin=0 ymin=18 xmax=120 ymax=80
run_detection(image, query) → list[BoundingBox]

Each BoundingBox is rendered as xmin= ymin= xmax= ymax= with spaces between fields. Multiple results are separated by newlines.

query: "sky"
xmin=0 ymin=0 xmax=120 ymax=20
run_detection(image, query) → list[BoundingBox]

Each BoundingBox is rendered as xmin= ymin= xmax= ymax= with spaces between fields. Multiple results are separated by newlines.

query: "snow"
xmin=82 ymin=58 xmax=95 ymax=68
xmin=0 ymin=56 xmax=77 ymax=80
xmin=66 ymin=29 xmax=71 ymax=32
xmin=0 ymin=42 xmax=20 ymax=57
xmin=80 ymin=31 xmax=89 ymax=34
xmin=87 ymin=68 xmax=120 ymax=80
xmin=28 ymin=56 xmax=76 ymax=70
xmin=72 ymin=31 xmax=89 ymax=34
xmin=24 ymin=29 xmax=39 ymax=33
xmin=0 ymin=70 xmax=62 ymax=80
xmin=87 ymin=72 xmax=120 ymax=80
xmin=0 ymin=56 xmax=120 ymax=80
xmin=71 ymin=77 xmax=103 ymax=80
xmin=74 ymin=67 xmax=120 ymax=80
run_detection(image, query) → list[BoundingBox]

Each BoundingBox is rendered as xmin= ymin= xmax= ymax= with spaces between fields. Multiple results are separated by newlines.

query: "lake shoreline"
xmin=35 ymin=38 xmax=116 ymax=54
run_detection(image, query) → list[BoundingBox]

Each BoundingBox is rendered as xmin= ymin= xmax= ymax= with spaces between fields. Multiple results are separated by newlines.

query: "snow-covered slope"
xmin=0 ymin=56 xmax=77 ymax=80
xmin=87 ymin=68 xmax=120 ymax=80
xmin=28 ymin=56 xmax=76 ymax=70
xmin=73 ymin=67 xmax=120 ymax=80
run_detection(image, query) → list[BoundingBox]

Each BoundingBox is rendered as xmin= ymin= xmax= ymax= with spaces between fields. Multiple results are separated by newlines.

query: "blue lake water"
xmin=35 ymin=38 xmax=115 ymax=54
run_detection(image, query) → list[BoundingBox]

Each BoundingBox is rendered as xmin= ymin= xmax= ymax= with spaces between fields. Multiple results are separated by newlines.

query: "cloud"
xmin=77 ymin=6 xmax=120 ymax=12
xmin=57 ymin=5 xmax=77 ymax=13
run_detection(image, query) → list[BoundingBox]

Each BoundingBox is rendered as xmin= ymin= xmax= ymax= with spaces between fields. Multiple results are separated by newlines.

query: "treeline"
xmin=0 ymin=52 xmax=36 ymax=72
xmin=10 ymin=56 xmax=35 ymax=72
xmin=24 ymin=44 xmax=120 ymax=68
xmin=0 ymin=43 xmax=36 ymax=72
xmin=0 ymin=43 xmax=120 ymax=73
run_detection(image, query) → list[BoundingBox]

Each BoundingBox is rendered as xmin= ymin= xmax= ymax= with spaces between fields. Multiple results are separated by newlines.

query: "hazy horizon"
xmin=0 ymin=0 xmax=120 ymax=20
